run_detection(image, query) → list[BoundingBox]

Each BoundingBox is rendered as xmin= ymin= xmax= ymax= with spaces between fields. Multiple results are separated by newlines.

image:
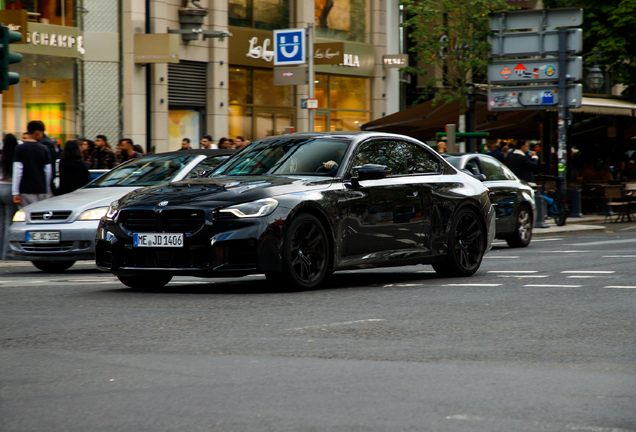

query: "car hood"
xmin=22 ymin=187 xmax=140 ymax=215
xmin=117 ymin=175 xmax=333 ymax=208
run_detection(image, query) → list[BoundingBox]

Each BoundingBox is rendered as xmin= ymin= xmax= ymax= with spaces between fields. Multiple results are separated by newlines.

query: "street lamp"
xmin=583 ymin=51 xmax=605 ymax=94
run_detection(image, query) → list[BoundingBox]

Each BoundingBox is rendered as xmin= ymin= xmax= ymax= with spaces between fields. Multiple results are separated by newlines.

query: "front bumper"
xmin=8 ymin=220 xmax=100 ymax=262
xmin=96 ymin=213 xmax=285 ymax=277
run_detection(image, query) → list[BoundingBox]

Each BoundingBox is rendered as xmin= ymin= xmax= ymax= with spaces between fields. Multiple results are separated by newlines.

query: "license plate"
xmin=133 ymin=233 xmax=184 ymax=248
xmin=26 ymin=231 xmax=60 ymax=243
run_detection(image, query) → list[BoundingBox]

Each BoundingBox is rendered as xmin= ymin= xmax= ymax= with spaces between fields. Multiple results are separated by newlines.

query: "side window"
xmin=464 ymin=158 xmax=482 ymax=176
xmin=352 ymin=140 xmax=408 ymax=176
xmin=185 ymin=155 xmax=230 ymax=179
xmin=479 ymin=156 xmax=507 ymax=181
xmin=401 ymin=141 xmax=440 ymax=174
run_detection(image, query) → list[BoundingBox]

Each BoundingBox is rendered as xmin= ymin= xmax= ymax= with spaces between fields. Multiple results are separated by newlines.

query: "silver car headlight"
xmin=218 ymin=198 xmax=279 ymax=218
xmin=105 ymin=201 xmax=120 ymax=220
xmin=78 ymin=207 xmax=109 ymax=221
xmin=13 ymin=210 xmax=26 ymax=222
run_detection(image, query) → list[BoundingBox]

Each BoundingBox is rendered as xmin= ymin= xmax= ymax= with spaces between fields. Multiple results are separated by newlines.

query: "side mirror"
xmin=461 ymin=169 xmax=486 ymax=182
xmin=350 ymin=164 xmax=390 ymax=188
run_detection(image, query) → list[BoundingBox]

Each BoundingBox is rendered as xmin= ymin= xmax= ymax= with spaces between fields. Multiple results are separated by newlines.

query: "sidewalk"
xmin=533 ymin=214 xmax=625 ymax=237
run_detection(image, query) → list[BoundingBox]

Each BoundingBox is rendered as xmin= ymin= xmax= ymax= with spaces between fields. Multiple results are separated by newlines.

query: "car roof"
xmin=149 ymin=149 xmax=236 ymax=158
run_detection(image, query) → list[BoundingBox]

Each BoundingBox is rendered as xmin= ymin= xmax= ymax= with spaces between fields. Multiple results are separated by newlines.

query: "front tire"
xmin=433 ymin=208 xmax=486 ymax=277
xmin=117 ymin=274 xmax=173 ymax=290
xmin=506 ymin=205 xmax=532 ymax=248
xmin=31 ymin=260 xmax=75 ymax=272
xmin=276 ymin=213 xmax=329 ymax=290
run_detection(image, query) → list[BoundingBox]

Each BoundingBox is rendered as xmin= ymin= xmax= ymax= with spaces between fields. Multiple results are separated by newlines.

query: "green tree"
xmin=543 ymin=0 xmax=636 ymax=100
xmin=400 ymin=0 xmax=510 ymax=109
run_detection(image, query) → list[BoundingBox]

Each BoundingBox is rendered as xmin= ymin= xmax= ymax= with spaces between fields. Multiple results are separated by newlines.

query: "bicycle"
xmin=535 ymin=174 xmax=569 ymax=226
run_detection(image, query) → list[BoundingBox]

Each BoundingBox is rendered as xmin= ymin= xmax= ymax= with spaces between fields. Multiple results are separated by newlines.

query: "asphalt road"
xmin=1 ymin=229 xmax=635 ymax=431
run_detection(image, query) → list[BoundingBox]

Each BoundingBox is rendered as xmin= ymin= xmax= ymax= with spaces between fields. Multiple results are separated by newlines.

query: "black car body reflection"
xmin=96 ymin=132 xmax=496 ymax=289
xmin=442 ymin=153 xmax=536 ymax=247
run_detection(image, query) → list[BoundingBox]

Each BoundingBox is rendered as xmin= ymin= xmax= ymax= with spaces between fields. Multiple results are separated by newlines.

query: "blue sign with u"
xmin=274 ymin=29 xmax=306 ymax=66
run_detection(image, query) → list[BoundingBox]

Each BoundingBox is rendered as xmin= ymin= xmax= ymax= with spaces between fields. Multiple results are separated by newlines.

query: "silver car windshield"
xmin=213 ymin=138 xmax=350 ymax=177
xmin=86 ymin=154 xmax=199 ymax=188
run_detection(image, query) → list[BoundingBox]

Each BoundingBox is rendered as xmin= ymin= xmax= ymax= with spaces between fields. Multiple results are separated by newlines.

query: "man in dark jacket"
xmin=487 ymin=143 xmax=505 ymax=162
xmin=90 ymin=135 xmax=117 ymax=169
xmin=116 ymin=138 xmax=143 ymax=164
xmin=12 ymin=121 xmax=52 ymax=206
xmin=508 ymin=140 xmax=538 ymax=183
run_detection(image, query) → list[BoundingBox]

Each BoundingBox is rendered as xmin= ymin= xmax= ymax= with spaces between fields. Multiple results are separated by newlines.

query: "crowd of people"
xmin=180 ymin=136 xmax=250 ymax=151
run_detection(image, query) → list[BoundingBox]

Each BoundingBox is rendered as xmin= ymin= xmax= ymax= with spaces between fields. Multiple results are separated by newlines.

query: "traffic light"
xmin=0 ymin=25 xmax=22 ymax=91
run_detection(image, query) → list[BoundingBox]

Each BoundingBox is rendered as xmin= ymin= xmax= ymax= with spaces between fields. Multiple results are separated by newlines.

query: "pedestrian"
xmin=486 ymin=142 xmax=505 ymax=162
xmin=80 ymin=139 xmax=95 ymax=165
xmin=90 ymin=135 xmax=117 ymax=169
xmin=32 ymin=122 xmax=58 ymax=167
xmin=133 ymin=144 xmax=144 ymax=155
xmin=0 ymin=134 xmax=19 ymax=260
xmin=12 ymin=121 xmax=53 ymax=207
xmin=200 ymin=135 xmax=213 ymax=149
xmin=51 ymin=137 xmax=63 ymax=158
xmin=508 ymin=140 xmax=538 ymax=184
xmin=53 ymin=140 xmax=91 ymax=196
xmin=218 ymin=137 xmax=234 ymax=149
xmin=180 ymin=138 xmax=191 ymax=151
xmin=234 ymin=136 xmax=248 ymax=150
xmin=116 ymin=138 xmax=142 ymax=163
xmin=436 ymin=141 xmax=447 ymax=154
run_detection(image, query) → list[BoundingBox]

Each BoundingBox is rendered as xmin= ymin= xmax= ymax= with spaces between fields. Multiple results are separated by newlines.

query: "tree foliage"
xmin=543 ymin=0 xmax=636 ymax=100
xmin=400 ymin=0 xmax=510 ymax=108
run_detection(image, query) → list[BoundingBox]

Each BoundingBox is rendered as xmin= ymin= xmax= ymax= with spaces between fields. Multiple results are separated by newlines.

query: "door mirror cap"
xmin=350 ymin=164 xmax=390 ymax=188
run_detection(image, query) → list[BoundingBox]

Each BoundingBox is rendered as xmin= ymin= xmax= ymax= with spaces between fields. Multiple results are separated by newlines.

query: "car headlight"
xmin=105 ymin=201 xmax=119 ymax=220
xmin=218 ymin=198 xmax=279 ymax=218
xmin=77 ymin=207 xmax=109 ymax=221
xmin=13 ymin=210 xmax=26 ymax=222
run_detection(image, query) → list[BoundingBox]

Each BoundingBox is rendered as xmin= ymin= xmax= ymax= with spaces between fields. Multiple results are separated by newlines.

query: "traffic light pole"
xmin=557 ymin=28 xmax=569 ymax=200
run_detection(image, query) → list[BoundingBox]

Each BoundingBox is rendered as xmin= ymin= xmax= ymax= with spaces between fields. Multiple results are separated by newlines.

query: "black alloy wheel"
xmin=506 ymin=204 xmax=532 ymax=248
xmin=279 ymin=213 xmax=329 ymax=290
xmin=31 ymin=260 xmax=75 ymax=272
xmin=433 ymin=208 xmax=486 ymax=277
xmin=117 ymin=274 xmax=173 ymax=290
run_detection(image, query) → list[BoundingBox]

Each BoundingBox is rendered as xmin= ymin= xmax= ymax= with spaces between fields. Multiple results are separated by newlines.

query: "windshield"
xmin=86 ymin=154 xmax=200 ymax=188
xmin=442 ymin=156 xmax=462 ymax=169
xmin=212 ymin=138 xmax=350 ymax=177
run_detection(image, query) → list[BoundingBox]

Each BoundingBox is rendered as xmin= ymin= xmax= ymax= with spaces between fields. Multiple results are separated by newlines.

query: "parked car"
xmin=441 ymin=153 xmax=535 ymax=247
xmin=9 ymin=149 xmax=235 ymax=272
xmin=96 ymin=132 xmax=495 ymax=290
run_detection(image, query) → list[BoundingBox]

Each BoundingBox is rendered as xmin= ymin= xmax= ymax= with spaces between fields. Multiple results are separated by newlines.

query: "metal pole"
xmin=557 ymin=28 xmax=568 ymax=200
xmin=307 ymin=23 xmax=315 ymax=133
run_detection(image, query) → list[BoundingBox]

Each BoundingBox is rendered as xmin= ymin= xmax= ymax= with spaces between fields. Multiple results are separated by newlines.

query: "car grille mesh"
xmin=120 ymin=210 xmax=205 ymax=233
xmin=30 ymin=211 xmax=72 ymax=221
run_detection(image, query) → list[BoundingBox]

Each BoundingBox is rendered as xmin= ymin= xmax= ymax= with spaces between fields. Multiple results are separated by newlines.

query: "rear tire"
xmin=117 ymin=274 xmax=173 ymax=290
xmin=433 ymin=208 xmax=486 ymax=277
xmin=506 ymin=205 xmax=532 ymax=248
xmin=31 ymin=260 xmax=75 ymax=272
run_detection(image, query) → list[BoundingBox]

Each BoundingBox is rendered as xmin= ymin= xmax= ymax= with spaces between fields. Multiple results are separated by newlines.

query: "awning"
xmin=361 ymin=94 xmax=636 ymax=140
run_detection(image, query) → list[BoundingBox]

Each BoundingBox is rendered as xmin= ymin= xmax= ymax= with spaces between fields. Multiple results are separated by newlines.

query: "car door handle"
xmin=405 ymin=190 xmax=418 ymax=197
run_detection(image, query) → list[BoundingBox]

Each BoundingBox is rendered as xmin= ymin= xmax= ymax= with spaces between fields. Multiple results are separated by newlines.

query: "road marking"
xmin=488 ymin=270 xmax=538 ymax=273
xmin=524 ymin=284 xmax=583 ymax=288
xmin=497 ymin=275 xmax=549 ymax=278
xmin=416 ymin=270 xmax=436 ymax=274
xmin=290 ymin=319 xmax=385 ymax=331
xmin=443 ymin=284 xmax=502 ymax=287
xmin=602 ymin=255 xmax=636 ymax=258
xmin=564 ymin=238 xmax=636 ymax=246
xmin=562 ymin=271 xmax=615 ymax=274
xmin=540 ymin=250 xmax=592 ymax=253
xmin=604 ymin=286 xmax=636 ymax=289
xmin=567 ymin=276 xmax=615 ymax=279
xmin=484 ymin=256 xmax=519 ymax=259
xmin=530 ymin=237 xmax=563 ymax=242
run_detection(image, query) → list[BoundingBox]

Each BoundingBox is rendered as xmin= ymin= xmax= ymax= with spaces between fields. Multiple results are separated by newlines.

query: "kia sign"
xmin=274 ymin=29 xmax=306 ymax=66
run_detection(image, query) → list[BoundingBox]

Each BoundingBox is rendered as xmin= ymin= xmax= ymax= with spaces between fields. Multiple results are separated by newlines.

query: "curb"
xmin=533 ymin=224 xmax=608 ymax=237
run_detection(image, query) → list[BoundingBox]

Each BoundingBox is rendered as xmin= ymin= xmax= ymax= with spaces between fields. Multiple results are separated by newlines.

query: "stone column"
xmin=295 ymin=0 xmax=313 ymax=133
xmin=207 ymin=0 xmax=229 ymax=147
xmin=122 ymin=0 xmax=147 ymax=148
xmin=370 ymin=0 xmax=387 ymax=121
xmin=150 ymin=1 xmax=169 ymax=153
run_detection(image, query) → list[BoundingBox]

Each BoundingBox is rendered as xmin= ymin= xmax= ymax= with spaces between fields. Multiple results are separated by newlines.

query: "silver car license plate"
xmin=133 ymin=233 xmax=183 ymax=248
xmin=26 ymin=231 xmax=60 ymax=243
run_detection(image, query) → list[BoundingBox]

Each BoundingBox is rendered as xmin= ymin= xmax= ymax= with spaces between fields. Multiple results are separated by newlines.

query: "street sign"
xmin=487 ymin=84 xmax=583 ymax=111
xmin=274 ymin=28 xmax=306 ymax=66
xmin=490 ymin=8 xmax=583 ymax=31
xmin=488 ymin=29 xmax=582 ymax=57
xmin=274 ymin=66 xmax=308 ymax=86
xmin=488 ymin=57 xmax=582 ymax=84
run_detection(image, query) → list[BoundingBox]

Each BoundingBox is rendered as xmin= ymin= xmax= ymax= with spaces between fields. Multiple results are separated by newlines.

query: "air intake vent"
xmin=168 ymin=61 xmax=207 ymax=107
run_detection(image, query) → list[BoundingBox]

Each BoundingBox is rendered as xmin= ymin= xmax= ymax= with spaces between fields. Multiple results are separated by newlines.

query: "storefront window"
xmin=254 ymin=69 xmax=291 ymax=106
xmin=229 ymin=68 xmax=253 ymax=105
xmin=313 ymin=74 xmax=370 ymax=132
xmin=229 ymin=0 xmax=290 ymax=30
xmin=2 ymin=54 xmax=76 ymax=143
xmin=315 ymin=0 xmax=369 ymax=43
xmin=4 ymin=0 xmax=76 ymax=27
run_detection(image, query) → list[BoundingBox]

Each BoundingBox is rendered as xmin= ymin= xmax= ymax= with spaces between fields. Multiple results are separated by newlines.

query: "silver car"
xmin=9 ymin=149 xmax=234 ymax=272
